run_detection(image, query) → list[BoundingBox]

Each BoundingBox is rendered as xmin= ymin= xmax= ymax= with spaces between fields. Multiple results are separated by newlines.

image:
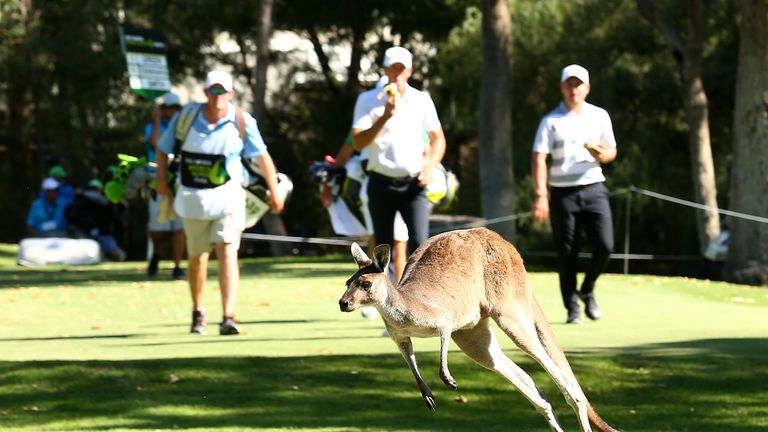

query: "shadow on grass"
xmin=0 ymin=267 xmax=150 ymax=289
xmin=0 ymin=258 xmax=353 ymax=290
xmin=1 ymin=338 xmax=766 ymax=431
xmin=0 ymin=334 xmax=144 ymax=342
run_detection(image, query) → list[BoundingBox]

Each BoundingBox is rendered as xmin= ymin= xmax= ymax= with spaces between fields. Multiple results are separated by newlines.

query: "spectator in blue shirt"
xmin=27 ymin=177 xmax=69 ymax=237
xmin=47 ymin=165 xmax=75 ymax=203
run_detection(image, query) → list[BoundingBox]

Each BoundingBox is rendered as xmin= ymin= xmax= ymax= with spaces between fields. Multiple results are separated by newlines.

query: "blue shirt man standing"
xmin=155 ymin=70 xmax=284 ymax=336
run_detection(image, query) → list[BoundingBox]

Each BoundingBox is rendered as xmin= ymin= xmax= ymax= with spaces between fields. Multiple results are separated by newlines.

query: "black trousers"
xmin=549 ymin=182 xmax=614 ymax=312
xmin=367 ymin=174 xmax=431 ymax=254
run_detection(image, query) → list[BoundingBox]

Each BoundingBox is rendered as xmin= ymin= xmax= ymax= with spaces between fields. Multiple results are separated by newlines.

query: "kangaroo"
xmin=338 ymin=227 xmax=617 ymax=432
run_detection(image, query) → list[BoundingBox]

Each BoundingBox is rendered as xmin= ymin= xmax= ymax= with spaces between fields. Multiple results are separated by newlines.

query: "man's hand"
xmin=319 ymin=184 xmax=333 ymax=208
xmin=417 ymin=167 xmax=433 ymax=188
xmin=155 ymin=180 xmax=171 ymax=197
xmin=532 ymin=195 xmax=549 ymax=224
xmin=383 ymin=94 xmax=398 ymax=119
xmin=269 ymin=192 xmax=285 ymax=213
xmin=583 ymin=142 xmax=616 ymax=163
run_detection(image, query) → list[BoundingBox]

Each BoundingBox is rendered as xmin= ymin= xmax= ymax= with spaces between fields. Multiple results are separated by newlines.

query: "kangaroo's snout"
xmin=339 ymin=299 xmax=351 ymax=312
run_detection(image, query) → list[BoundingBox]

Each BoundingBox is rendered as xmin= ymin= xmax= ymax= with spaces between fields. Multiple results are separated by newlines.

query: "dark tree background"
xmin=2 ymin=0 xmax=758 ymax=282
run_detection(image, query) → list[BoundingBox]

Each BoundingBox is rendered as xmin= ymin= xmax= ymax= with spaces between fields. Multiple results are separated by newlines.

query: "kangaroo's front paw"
xmin=440 ymin=371 xmax=458 ymax=390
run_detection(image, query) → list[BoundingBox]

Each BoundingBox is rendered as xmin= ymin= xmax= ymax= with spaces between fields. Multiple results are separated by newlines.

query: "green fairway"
xmin=1 ymin=242 xmax=767 ymax=431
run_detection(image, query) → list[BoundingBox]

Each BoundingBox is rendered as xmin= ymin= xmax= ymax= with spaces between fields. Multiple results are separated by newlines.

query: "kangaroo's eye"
xmin=361 ymin=281 xmax=372 ymax=290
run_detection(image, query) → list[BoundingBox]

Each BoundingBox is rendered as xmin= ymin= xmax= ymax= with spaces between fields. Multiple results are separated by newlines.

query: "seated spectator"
xmin=66 ymin=179 xmax=126 ymax=261
xmin=27 ymin=177 xmax=69 ymax=237
xmin=44 ymin=165 xmax=75 ymax=203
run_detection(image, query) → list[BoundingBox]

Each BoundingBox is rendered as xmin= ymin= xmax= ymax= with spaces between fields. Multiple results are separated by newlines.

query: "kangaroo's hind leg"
xmin=492 ymin=305 xmax=591 ymax=432
xmin=451 ymin=318 xmax=564 ymax=432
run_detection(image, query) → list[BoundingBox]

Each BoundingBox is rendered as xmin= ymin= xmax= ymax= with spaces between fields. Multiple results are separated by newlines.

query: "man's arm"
xmin=584 ymin=142 xmax=617 ymax=163
xmin=585 ymin=110 xmax=618 ymax=163
xmin=154 ymin=151 xmax=171 ymax=196
xmin=331 ymin=142 xmax=354 ymax=168
xmin=153 ymin=111 xmax=180 ymax=197
xmin=256 ymin=152 xmax=284 ymax=213
xmin=531 ymin=151 xmax=549 ymax=224
xmin=352 ymin=96 xmax=396 ymax=151
xmin=148 ymin=108 xmax=162 ymax=150
xmin=418 ymin=128 xmax=446 ymax=187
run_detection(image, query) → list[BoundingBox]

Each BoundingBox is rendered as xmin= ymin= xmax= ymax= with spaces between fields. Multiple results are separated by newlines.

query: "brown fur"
xmin=339 ymin=228 xmax=617 ymax=432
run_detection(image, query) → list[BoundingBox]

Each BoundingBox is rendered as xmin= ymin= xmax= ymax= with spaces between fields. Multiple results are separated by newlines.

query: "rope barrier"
xmin=240 ymin=233 xmax=365 ymax=247
xmin=628 ymin=185 xmax=768 ymax=224
xmin=239 ymin=185 xmax=767 ymax=273
xmin=435 ymin=212 xmax=531 ymax=231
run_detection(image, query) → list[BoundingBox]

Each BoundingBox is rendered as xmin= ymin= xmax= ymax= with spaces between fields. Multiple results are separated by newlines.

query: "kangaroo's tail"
xmin=531 ymin=299 xmax=618 ymax=432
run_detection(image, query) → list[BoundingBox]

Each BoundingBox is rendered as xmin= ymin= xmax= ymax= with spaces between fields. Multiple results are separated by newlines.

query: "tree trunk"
xmin=479 ymin=0 xmax=515 ymax=242
xmin=23 ymin=0 xmax=46 ymax=180
xmin=307 ymin=26 xmax=339 ymax=94
xmin=253 ymin=0 xmax=291 ymax=256
xmin=723 ymin=0 xmax=768 ymax=285
xmin=253 ymin=0 xmax=273 ymax=121
xmin=684 ymin=75 xmax=720 ymax=254
xmin=637 ymin=0 xmax=720 ymax=255
xmin=344 ymin=24 xmax=365 ymax=95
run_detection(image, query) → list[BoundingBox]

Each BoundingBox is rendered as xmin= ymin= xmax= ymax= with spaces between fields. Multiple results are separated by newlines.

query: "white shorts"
xmin=392 ymin=212 xmax=408 ymax=242
xmin=148 ymin=195 xmax=183 ymax=232
xmin=183 ymin=212 xmax=245 ymax=256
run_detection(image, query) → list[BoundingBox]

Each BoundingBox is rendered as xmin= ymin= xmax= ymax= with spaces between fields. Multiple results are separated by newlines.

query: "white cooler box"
xmin=17 ymin=237 xmax=101 ymax=267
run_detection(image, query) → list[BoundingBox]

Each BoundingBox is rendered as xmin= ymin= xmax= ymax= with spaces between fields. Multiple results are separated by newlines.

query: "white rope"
xmin=439 ymin=212 xmax=530 ymax=231
xmin=240 ymin=233 xmax=364 ymax=247
xmin=629 ymin=185 xmax=768 ymax=224
xmin=239 ymin=185 xmax=767 ymax=248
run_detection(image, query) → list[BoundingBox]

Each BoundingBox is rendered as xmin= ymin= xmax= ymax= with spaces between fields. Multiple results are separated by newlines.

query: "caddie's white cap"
xmin=561 ymin=64 xmax=590 ymax=84
xmin=42 ymin=177 xmax=60 ymax=191
xmin=383 ymin=46 xmax=412 ymax=69
xmin=205 ymin=70 xmax=234 ymax=92
xmin=160 ymin=91 xmax=181 ymax=106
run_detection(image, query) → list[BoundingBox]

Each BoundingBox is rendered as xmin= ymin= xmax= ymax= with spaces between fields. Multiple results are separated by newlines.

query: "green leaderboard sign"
xmin=119 ymin=26 xmax=171 ymax=99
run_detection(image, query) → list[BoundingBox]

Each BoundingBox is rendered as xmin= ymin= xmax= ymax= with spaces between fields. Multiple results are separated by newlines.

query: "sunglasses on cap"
xmin=208 ymin=86 xmax=228 ymax=95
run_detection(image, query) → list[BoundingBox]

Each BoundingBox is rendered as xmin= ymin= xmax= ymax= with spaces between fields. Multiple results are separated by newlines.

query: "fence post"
xmin=623 ymin=186 xmax=633 ymax=275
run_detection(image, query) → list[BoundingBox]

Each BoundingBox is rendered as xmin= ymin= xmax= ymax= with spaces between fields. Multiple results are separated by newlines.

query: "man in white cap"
xmin=155 ymin=70 xmax=284 ymax=335
xmin=26 ymin=177 xmax=69 ymax=237
xmin=351 ymin=46 xmax=446 ymax=258
xmin=145 ymin=91 xmax=185 ymax=280
xmin=531 ymin=64 xmax=618 ymax=324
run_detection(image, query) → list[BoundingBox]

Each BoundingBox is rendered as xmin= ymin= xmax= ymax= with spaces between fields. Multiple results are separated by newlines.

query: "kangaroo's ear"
xmin=372 ymin=244 xmax=391 ymax=273
xmin=351 ymin=242 xmax=372 ymax=268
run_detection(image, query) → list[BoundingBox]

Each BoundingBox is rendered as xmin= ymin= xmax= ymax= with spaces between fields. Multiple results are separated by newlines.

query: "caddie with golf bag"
xmin=154 ymin=70 xmax=289 ymax=336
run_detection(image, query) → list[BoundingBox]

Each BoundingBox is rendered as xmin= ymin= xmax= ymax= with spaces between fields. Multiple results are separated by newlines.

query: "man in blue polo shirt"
xmin=155 ymin=70 xmax=284 ymax=336
xmin=531 ymin=64 xmax=618 ymax=324
xmin=27 ymin=177 xmax=69 ymax=237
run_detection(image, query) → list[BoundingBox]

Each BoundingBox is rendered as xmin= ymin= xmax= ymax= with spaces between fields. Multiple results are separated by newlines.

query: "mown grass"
xmin=1 ymin=242 xmax=767 ymax=431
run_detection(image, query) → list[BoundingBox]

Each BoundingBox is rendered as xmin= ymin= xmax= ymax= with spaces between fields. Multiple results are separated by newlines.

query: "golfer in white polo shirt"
xmin=351 ymin=46 xmax=446 ymax=255
xmin=531 ymin=64 xmax=618 ymax=325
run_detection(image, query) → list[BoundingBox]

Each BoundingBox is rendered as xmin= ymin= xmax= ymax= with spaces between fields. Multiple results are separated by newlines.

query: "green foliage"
xmin=0 ymin=0 xmax=742 ymax=269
